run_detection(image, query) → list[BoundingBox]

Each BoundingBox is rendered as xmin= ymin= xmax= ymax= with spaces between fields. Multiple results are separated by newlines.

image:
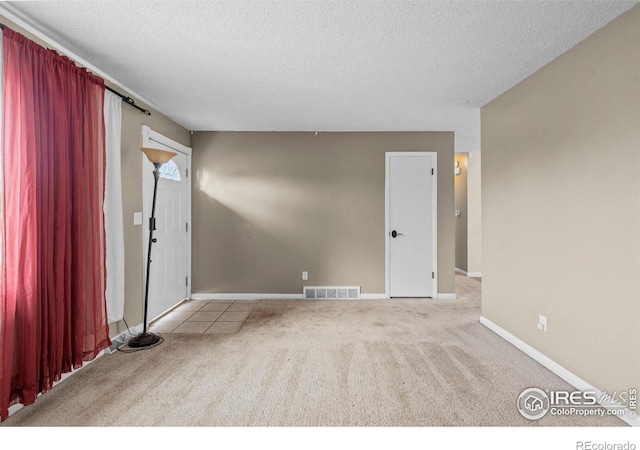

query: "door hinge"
xmin=186 ymin=222 xmax=189 ymax=232
xmin=432 ymin=272 xmax=435 ymax=279
xmin=186 ymin=168 xmax=189 ymax=177
xmin=431 ymin=168 xmax=434 ymax=175
xmin=186 ymin=276 xmax=189 ymax=286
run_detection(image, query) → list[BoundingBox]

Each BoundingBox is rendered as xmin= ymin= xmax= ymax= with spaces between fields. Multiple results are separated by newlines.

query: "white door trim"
xmin=385 ymin=152 xmax=438 ymax=298
xmin=142 ymin=125 xmax=192 ymax=157
xmin=141 ymin=125 xmax=192 ymax=305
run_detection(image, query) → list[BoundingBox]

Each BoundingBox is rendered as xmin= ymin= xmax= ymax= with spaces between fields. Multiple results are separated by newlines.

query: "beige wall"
xmin=0 ymin=15 xmax=192 ymax=337
xmin=191 ymin=131 xmax=455 ymax=295
xmin=482 ymin=5 xmax=640 ymax=394
xmin=466 ymin=151 xmax=482 ymax=275
xmin=454 ymin=153 xmax=468 ymax=272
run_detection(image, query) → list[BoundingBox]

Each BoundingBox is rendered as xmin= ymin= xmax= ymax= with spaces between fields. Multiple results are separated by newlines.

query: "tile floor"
xmin=148 ymin=299 xmax=256 ymax=334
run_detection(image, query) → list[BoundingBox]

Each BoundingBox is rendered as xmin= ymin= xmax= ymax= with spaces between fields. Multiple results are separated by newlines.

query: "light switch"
xmin=133 ymin=212 xmax=143 ymax=225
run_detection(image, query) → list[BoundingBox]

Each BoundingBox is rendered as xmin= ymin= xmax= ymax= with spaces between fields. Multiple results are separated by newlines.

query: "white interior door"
xmin=142 ymin=126 xmax=191 ymax=321
xmin=386 ymin=152 xmax=437 ymax=298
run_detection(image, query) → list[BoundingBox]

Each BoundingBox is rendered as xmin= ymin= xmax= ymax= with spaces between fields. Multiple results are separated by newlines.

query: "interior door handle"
xmin=391 ymin=230 xmax=404 ymax=238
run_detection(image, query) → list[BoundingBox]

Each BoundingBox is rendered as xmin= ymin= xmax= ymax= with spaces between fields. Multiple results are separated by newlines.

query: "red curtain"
xmin=0 ymin=27 xmax=112 ymax=421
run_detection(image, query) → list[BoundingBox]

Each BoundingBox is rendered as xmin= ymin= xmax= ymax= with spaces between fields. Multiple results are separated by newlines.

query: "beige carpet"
xmin=0 ymin=275 xmax=626 ymax=427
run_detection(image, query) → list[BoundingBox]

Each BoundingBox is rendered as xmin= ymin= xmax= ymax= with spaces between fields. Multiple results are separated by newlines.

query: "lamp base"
xmin=128 ymin=332 xmax=162 ymax=349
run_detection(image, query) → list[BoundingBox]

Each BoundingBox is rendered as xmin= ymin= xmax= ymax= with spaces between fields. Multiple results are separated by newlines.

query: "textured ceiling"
xmin=0 ymin=1 xmax=637 ymax=152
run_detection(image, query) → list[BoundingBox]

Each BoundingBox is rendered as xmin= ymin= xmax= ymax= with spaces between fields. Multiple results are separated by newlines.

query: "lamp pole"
xmin=128 ymin=165 xmax=162 ymax=348
xmin=128 ymin=148 xmax=176 ymax=349
xmin=143 ymin=166 xmax=161 ymax=334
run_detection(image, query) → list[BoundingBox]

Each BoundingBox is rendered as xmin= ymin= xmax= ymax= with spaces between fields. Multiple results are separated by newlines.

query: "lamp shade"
xmin=141 ymin=147 xmax=177 ymax=164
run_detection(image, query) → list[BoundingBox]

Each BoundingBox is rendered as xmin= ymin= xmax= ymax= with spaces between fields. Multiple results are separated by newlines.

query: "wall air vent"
xmin=304 ymin=286 xmax=360 ymax=299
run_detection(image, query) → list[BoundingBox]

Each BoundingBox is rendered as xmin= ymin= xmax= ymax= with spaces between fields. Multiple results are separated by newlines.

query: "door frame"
xmin=385 ymin=152 xmax=438 ymax=299
xmin=141 ymin=125 xmax=193 ymax=306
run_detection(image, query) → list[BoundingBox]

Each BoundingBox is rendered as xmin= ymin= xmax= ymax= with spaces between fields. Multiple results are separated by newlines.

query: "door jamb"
xmin=385 ymin=151 xmax=438 ymax=299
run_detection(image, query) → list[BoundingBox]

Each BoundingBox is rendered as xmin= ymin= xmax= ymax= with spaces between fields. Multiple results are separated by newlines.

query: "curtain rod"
xmin=105 ymin=86 xmax=151 ymax=116
xmin=0 ymin=22 xmax=151 ymax=116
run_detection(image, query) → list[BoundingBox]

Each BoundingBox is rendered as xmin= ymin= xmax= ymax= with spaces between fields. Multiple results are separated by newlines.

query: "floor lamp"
xmin=128 ymin=147 xmax=177 ymax=349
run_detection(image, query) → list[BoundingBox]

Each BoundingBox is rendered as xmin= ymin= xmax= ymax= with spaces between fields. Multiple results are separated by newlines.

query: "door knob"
xmin=391 ymin=230 xmax=404 ymax=238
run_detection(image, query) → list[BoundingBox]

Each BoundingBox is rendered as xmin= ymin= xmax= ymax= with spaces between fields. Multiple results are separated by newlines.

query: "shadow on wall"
xmin=196 ymin=167 xmax=308 ymax=230
xmin=195 ymin=164 xmax=378 ymax=242
xmin=193 ymin=166 xmax=381 ymax=292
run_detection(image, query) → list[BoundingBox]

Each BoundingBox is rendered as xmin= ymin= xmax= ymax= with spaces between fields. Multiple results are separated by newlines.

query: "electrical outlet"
xmin=302 ymin=271 xmax=308 ymax=280
xmin=538 ymin=314 xmax=547 ymax=332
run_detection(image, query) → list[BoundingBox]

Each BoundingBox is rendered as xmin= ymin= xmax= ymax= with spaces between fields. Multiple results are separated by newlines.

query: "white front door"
xmin=386 ymin=152 xmax=437 ymax=298
xmin=142 ymin=126 xmax=191 ymax=321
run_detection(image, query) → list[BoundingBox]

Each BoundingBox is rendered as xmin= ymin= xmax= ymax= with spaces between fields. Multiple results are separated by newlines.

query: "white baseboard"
xmin=105 ymin=323 xmax=144 ymax=353
xmin=480 ymin=316 xmax=639 ymax=427
xmin=455 ymin=267 xmax=482 ymax=278
xmin=191 ymin=293 xmax=304 ymax=300
xmin=437 ymin=293 xmax=456 ymax=300
xmin=191 ymin=293 xmax=389 ymax=300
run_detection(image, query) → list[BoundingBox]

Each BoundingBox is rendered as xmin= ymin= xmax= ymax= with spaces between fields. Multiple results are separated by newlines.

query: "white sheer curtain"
xmin=104 ymin=90 xmax=125 ymax=322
